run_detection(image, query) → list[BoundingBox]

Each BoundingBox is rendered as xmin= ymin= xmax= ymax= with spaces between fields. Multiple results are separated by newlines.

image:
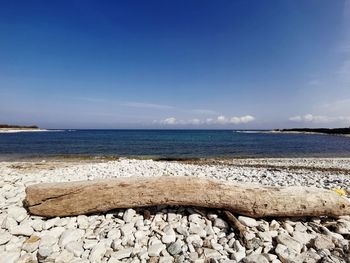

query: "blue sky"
xmin=1 ymin=0 xmax=350 ymax=129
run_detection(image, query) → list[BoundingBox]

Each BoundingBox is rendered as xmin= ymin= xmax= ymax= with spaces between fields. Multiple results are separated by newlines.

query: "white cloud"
xmin=121 ymin=102 xmax=174 ymax=110
xmin=160 ymin=117 xmax=177 ymax=125
xmin=289 ymin=114 xmax=350 ymax=124
xmin=157 ymin=115 xmax=255 ymax=126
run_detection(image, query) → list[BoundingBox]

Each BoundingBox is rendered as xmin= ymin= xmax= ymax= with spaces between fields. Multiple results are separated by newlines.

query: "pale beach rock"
xmin=10 ymin=224 xmax=34 ymax=236
xmin=31 ymin=219 xmax=43 ymax=232
xmin=46 ymin=226 xmax=66 ymax=238
xmin=243 ymin=254 xmax=269 ymax=263
xmin=55 ymin=249 xmax=75 ymax=263
xmin=123 ymin=208 xmax=137 ymax=223
xmin=162 ymin=226 xmax=176 ymax=244
xmin=167 ymin=240 xmax=183 ymax=256
xmin=59 ymin=229 xmax=84 ymax=248
xmin=148 ymin=243 xmax=166 ymax=256
xmin=89 ymin=241 xmax=107 ymax=262
xmin=0 ymin=231 xmax=11 ymax=245
xmin=186 ymin=234 xmax=203 ymax=248
xmin=112 ymin=247 xmax=133 ymax=260
xmin=275 ymin=244 xmax=299 ymax=262
xmin=121 ymin=222 xmax=134 ymax=236
xmin=203 ymin=248 xmax=222 ymax=259
xmin=238 ymin=216 xmax=258 ymax=227
xmin=66 ymin=241 xmax=84 ymax=257
xmin=282 ymin=222 xmax=294 ymax=234
xmin=0 ymin=250 xmax=21 ymax=263
xmin=111 ymin=239 xmax=122 ymax=251
xmin=270 ymin=220 xmax=280 ymax=231
xmin=43 ymin=217 xmax=60 ymax=230
xmin=214 ymin=218 xmax=228 ymax=229
xmin=16 ymin=253 xmax=36 ymax=263
xmin=39 ymin=234 xmax=58 ymax=247
xmin=107 ymin=228 xmax=121 ymax=239
xmin=2 ymin=216 xmax=18 ymax=230
xmin=176 ymin=225 xmax=189 ymax=236
xmin=276 ymin=233 xmax=302 ymax=253
xmin=7 ymin=207 xmax=27 ymax=222
xmin=292 ymin=231 xmax=315 ymax=245
xmin=77 ymin=215 xmax=89 ymax=229
xmin=312 ymin=235 xmax=335 ymax=250
xmin=159 ymin=256 xmax=174 ymax=263
xmin=38 ymin=245 xmax=53 ymax=260
xmin=22 ymin=235 xmax=40 ymax=252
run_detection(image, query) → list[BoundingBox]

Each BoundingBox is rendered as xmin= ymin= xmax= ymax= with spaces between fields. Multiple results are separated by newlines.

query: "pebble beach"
xmin=0 ymin=158 xmax=349 ymax=263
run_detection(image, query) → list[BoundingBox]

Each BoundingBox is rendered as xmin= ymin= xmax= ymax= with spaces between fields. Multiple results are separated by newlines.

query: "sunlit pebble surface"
xmin=0 ymin=158 xmax=349 ymax=263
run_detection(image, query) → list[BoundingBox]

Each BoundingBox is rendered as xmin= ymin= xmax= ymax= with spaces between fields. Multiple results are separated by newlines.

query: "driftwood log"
xmin=24 ymin=176 xmax=350 ymax=218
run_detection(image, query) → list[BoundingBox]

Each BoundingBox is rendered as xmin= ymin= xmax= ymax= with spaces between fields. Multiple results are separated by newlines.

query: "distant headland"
xmin=273 ymin=128 xmax=350 ymax=136
xmin=0 ymin=124 xmax=48 ymax=133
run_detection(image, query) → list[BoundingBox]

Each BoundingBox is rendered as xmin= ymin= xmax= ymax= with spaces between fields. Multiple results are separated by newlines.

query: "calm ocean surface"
xmin=1 ymin=130 xmax=350 ymax=160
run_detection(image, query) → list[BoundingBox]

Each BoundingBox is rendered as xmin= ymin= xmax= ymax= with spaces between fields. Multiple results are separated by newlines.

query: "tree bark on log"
xmin=24 ymin=176 xmax=350 ymax=218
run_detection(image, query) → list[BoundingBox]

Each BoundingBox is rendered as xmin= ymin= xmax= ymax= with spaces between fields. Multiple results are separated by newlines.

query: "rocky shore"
xmin=0 ymin=158 xmax=349 ymax=263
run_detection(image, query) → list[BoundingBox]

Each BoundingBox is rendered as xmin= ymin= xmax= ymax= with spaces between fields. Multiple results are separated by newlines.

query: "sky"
xmin=1 ymin=0 xmax=350 ymax=129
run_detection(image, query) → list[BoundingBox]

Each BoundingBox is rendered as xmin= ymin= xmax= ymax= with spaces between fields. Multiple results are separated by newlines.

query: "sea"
xmin=1 ymin=129 xmax=350 ymax=160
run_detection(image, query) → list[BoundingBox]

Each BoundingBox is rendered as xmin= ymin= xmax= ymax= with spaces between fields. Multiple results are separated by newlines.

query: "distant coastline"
xmin=0 ymin=124 xmax=48 ymax=133
xmin=272 ymin=128 xmax=350 ymax=137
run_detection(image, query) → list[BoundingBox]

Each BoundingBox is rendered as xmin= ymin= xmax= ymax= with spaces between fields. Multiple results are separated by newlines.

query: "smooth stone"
xmin=162 ymin=227 xmax=176 ymax=244
xmin=238 ymin=216 xmax=258 ymax=227
xmin=43 ymin=217 xmax=60 ymax=230
xmin=2 ymin=217 xmax=17 ymax=230
xmin=312 ymin=235 xmax=335 ymax=250
xmin=275 ymin=244 xmax=299 ymax=263
xmin=121 ymin=222 xmax=134 ymax=236
xmin=176 ymin=225 xmax=189 ymax=236
xmin=0 ymin=251 xmax=21 ymax=263
xmin=84 ymin=239 xmax=98 ymax=250
xmin=89 ymin=241 xmax=107 ymax=262
xmin=203 ymin=248 xmax=222 ymax=259
xmin=39 ymin=235 xmax=58 ymax=247
xmin=243 ymin=254 xmax=269 ymax=263
xmin=31 ymin=220 xmax=43 ymax=232
xmin=7 ymin=207 xmax=27 ymax=222
xmin=108 ymin=228 xmax=121 ymax=239
xmin=211 ymin=239 xmax=223 ymax=251
xmin=186 ymin=235 xmax=203 ymax=248
xmin=257 ymin=231 xmax=272 ymax=242
xmin=111 ymin=239 xmax=122 ymax=251
xmin=59 ymin=229 xmax=84 ymax=248
xmin=276 ymin=233 xmax=302 ymax=253
xmin=214 ymin=218 xmax=228 ymax=229
xmin=292 ymin=231 xmax=315 ymax=245
xmin=77 ymin=215 xmax=89 ymax=229
xmin=0 ymin=231 xmax=11 ymax=245
xmin=112 ymin=247 xmax=133 ymax=260
xmin=22 ymin=235 xmax=40 ymax=252
xmin=55 ymin=250 xmax=74 ymax=263
xmin=38 ymin=246 xmax=53 ymax=260
xmin=66 ymin=241 xmax=84 ymax=257
xmin=231 ymin=250 xmax=246 ymax=261
xmin=123 ymin=208 xmax=137 ymax=223
xmin=148 ymin=243 xmax=166 ymax=257
xmin=17 ymin=253 xmax=36 ymax=263
xmin=167 ymin=241 xmax=183 ymax=256
xmin=10 ymin=225 xmax=34 ymax=236
xmin=46 ymin=226 xmax=66 ymax=238
xmin=283 ymin=222 xmax=294 ymax=234
xmin=159 ymin=256 xmax=174 ymax=263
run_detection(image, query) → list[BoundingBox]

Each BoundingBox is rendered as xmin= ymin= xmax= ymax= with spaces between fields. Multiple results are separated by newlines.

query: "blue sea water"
xmin=0 ymin=130 xmax=350 ymax=160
